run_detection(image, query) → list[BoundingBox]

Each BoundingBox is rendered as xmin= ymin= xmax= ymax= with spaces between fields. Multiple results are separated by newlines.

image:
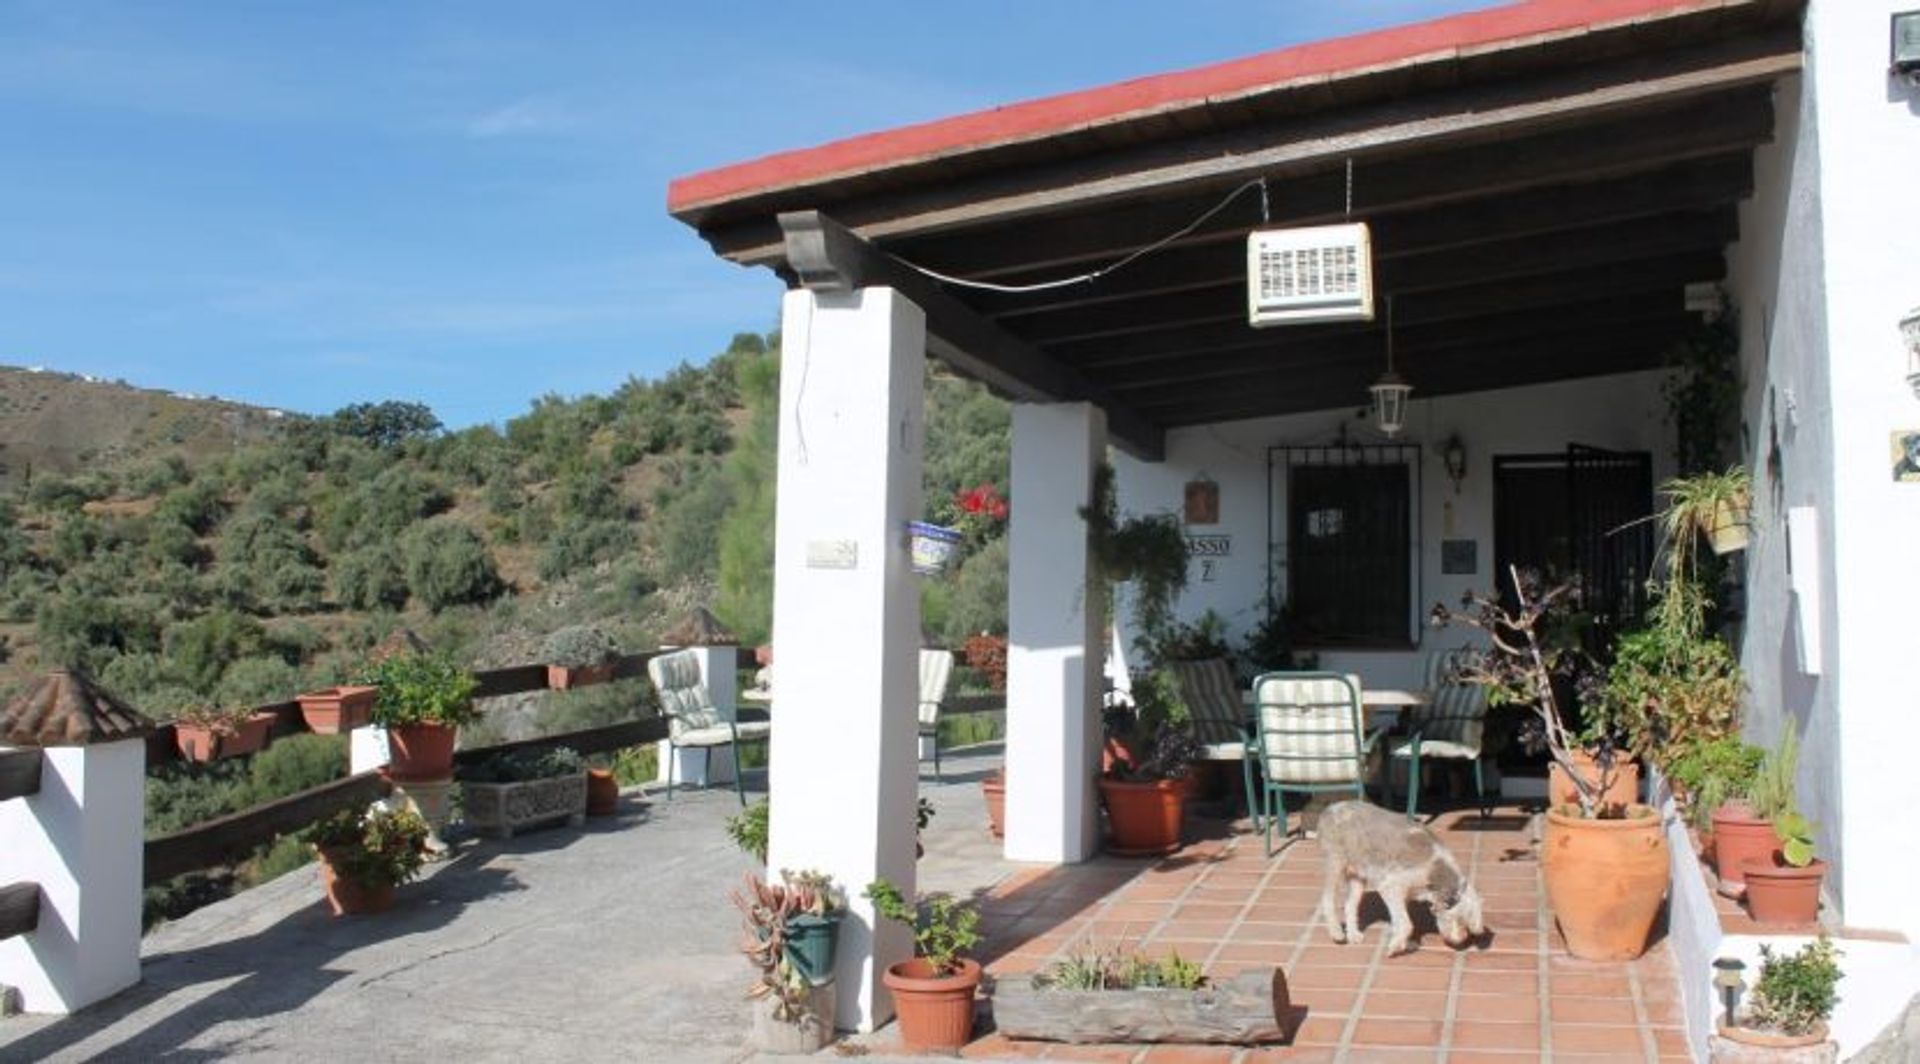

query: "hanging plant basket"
xmin=908 ymin=522 xmax=963 ymax=575
xmin=1707 ymin=498 xmax=1751 ymax=555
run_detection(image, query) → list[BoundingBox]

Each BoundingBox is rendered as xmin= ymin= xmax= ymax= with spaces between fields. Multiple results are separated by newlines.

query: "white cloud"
xmin=467 ymin=96 xmax=583 ymax=138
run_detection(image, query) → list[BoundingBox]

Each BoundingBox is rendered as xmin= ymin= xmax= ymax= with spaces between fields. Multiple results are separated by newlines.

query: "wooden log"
xmin=143 ymin=770 xmax=392 ymax=886
xmin=0 ymin=882 xmax=38 ymax=941
xmin=0 ymin=748 xmax=42 ymax=802
xmin=990 ymin=968 xmax=1295 ymax=1045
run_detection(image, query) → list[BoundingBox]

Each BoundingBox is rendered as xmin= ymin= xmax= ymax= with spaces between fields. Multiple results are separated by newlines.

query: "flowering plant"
xmin=952 ymin=482 xmax=1008 ymax=541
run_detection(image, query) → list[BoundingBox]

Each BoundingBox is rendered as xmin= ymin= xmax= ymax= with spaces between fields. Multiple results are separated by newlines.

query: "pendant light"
xmin=1370 ymin=295 xmax=1412 ymax=437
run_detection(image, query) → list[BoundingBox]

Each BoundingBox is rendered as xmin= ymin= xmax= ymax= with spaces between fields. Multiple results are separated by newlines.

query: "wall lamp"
xmin=1903 ymin=304 xmax=1920 ymax=398
xmin=1438 ymin=433 xmax=1468 ymax=493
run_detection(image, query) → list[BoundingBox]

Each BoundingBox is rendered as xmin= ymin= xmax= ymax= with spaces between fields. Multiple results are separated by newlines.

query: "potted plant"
xmin=295 ymin=683 xmax=377 ymax=734
xmin=362 ymin=651 xmax=479 ymax=781
xmin=302 ymin=801 xmax=430 ymax=916
xmin=865 ymin=878 xmax=982 ymax=1052
xmin=1098 ymin=723 xmax=1199 ymax=856
xmin=172 ymin=703 xmax=275 ymax=762
xmin=908 ymin=521 xmax=963 ymax=575
xmin=1743 ymin=811 xmax=1827 ymax=926
xmin=732 ymin=872 xmax=835 ymax=1053
xmin=456 ymin=745 xmax=589 ymax=839
xmin=777 ymin=869 xmax=845 ymax=986
xmin=584 ymin=754 xmax=620 ymax=816
xmin=1713 ymin=937 xmax=1843 ymax=1059
xmin=1437 ymin=567 xmax=1669 ymax=961
xmin=1717 ymin=731 xmax=1803 ymax=894
xmin=1665 ymin=467 xmax=1752 ymax=556
xmin=1664 ymin=735 xmax=1766 ymax=836
xmin=542 ymin=625 xmax=621 ymax=690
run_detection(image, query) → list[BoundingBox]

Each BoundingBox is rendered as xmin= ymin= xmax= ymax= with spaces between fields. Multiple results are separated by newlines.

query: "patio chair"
xmin=1247 ymin=671 xmax=1381 ymax=855
xmin=1165 ymin=658 xmax=1250 ymax=811
xmin=918 ymin=648 xmax=955 ymax=779
xmin=1389 ymin=648 xmax=1492 ymax=819
xmin=647 ymin=648 xmax=771 ymax=805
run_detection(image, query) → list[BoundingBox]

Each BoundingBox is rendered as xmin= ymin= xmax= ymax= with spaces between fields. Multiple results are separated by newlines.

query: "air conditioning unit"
xmin=1246 ymin=222 xmax=1375 ymax=327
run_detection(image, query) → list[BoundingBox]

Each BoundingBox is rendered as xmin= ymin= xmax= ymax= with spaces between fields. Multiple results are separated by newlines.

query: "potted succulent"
xmin=542 ymin=625 xmax=621 ymax=690
xmin=456 ymin=745 xmax=589 ymax=839
xmin=1743 ymin=811 xmax=1826 ymax=926
xmin=1719 ymin=731 xmax=1805 ymax=895
xmin=172 ymin=702 xmax=275 ymax=762
xmin=1098 ymin=723 xmax=1199 ymax=856
xmin=777 ymin=869 xmax=845 ymax=986
xmin=865 ymin=878 xmax=982 ymax=1053
xmin=302 ymin=801 xmax=430 ymax=916
xmin=1437 ymin=568 xmax=1669 ymax=961
xmin=1713 ymin=937 xmax=1843 ymax=1059
xmin=294 ymin=684 xmax=377 ymax=734
xmin=731 ymin=872 xmax=835 ymax=1053
xmin=362 ymin=651 xmax=479 ymax=781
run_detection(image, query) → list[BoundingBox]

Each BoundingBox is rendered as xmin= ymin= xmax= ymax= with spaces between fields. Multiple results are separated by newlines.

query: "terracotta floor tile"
xmin=1551 ymin=1021 xmax=1651 ymax=1054
xmin=1211 ymin=941 xmax=1288 ymax=964
xmin=1449 ymin=1020 xmax=1545 ymax=1052
xmin=1549 ymin=973 xmax=1632 ymax=998
xmin=1290 ymin=985 xmax=1358 ymax=1015
xmin=1037 ymin=1044 xmax=1140 ymax=1061
xmin=1452 ymin=993 xmax=1539 ymax=1023
xmin=1458 ymin=970 xmax=1538 ymax=996
xmin=1641 ymin=994 xmax=1685 ymax=1026
xmin=1348 ymin=1017 xmax=1445 ymax=1047
xmin=1136 ymin=1045 xmax=1240 ymax=1063
xmin=1480 ymin=931 xmax=1541 ymax=953
xmin=1330 ymin=1051 xmax=1442 ymax=1062
xmin=1232 ymin=920 xmax=1306 ymax=944
xmin=1383 ymin=947 xmax=1461 ymax=968
xmin=1102 ymin=901 xmax=1176 ymax=922
xmin=1294 ymin=944 xmax=1375 ymax=968
xmin=1550 ymin=994 xmax=1640 ymax=1025
xmin=1368 ymin=966 xmax=1455 ymax=992
xmin=1462 ymin=950 xmax=1537 ymax=971
xmin=1554 ymin=1055 xmax=1655 ymax=1064
xmin=1289 ymin=965 xmax=1370 ymax=989
xmin=959 ymin=1031 xmax=1026 ymax=1058
xmin=1360 ymin=989 xmax=1452 ymax=1019
xmin=1447 ymin=1051 xmax=1546 ymax=1064
xmin=1150 ymin=919 xmax=1237 ymax=941
xmin=985 ymin=952 xmax=1046 ymax=976
xmin=1116 ymin=879 xmax=1188 ymax=901
xmin=1650 ymin=1026 xmax=1692 ymax=1056
xmin=1291 ymin=1014 xmax=1350 ymax=1045
xmin=1170 ymin=901 xmax=1243 ymax=922
xmin=1241 ymin=1047 xmax=1339 ymax=1063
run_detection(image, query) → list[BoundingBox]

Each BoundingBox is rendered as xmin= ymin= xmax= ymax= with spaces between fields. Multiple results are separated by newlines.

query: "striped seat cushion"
xmin=918 ymin=648 xmax=954 ymax=728
xmin=647 ymin=649 xmax=726 ymax=742
xmin=1409 ymin=649 xmax=1488 ymax=756
xmin=1253 ymin=674 xmax=1365 ymax=784
xmin=1168 ymin=658 xmax=1244 ymax=747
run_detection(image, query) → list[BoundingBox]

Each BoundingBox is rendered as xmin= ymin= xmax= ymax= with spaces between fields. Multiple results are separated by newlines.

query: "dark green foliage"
xmin=214 ymin=512 xmax=325 ymax=612
xmin=154 ymin=480 xmax=227 ymax=535
xmin=36 ymin=592 xmax=163 ymax=670
xmin=538 ymin=516 xmax=635 ymax=582
xmin=330 ymin=400 xmax=443 ymax=449
xmin=27 ymin=474 xmax=106 ymax=512
xmin=162 ymin=608 xmax=273 ymax=693
xmin=246 ymin=733 xmax=347 ymax=798
xmin=458 ymin=744 xmax=583 ymax=783
xmin=940 ymin=536 xmax=1008 ymax=644
xmin=362 ymin=650 xmax=480 ymax=727
xmin=216 ymin=655 xmax=305 ymax=706
xmin=654 ymin=458 xmax=733 ymax=584
xmin=1747 ymin=937 xmax=1842 ymax=1036
xmin=716 ymin=341 xmax=779 ymax=642
xmin=145 ymin=517 xmax=205 ymax=568
xmin=400 ymin=520 xmax=502 ymax=610
xmin=333 ymin=544 xmax=409 ymax=610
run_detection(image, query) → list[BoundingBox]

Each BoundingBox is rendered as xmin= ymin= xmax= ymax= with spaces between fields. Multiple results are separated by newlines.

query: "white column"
xmin=653 ymin=645 xmax=740 ymax=787
xmin=764 ymin=286 xmax=926 ymax=1032
xmin=0 ymin=740 xmax=144 ymax=1013
xmin=1004 ymin=402 xmax=1106 ymax=863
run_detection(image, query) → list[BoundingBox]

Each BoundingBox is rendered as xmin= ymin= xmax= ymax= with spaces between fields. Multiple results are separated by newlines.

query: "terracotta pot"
xmin=754 ymin=644 xmax=773 ymax=668
xmin=174 ymin=711 xmax=274 ymax=762
xmin=318 ymin=851 xmax=395 ymax=916
xmin=1099 ymin=777 xmax=1186 ymax=856
xmin=881 ymin=957 xmax=980 ymax=1052
xmin=547 ymin=663 xmax=614 ymax=690
xmin=1714 ymin=1019 xmax=1830 ymax=1051
xmin=1542 ymin=804 xmax=1669 ymax=960
xmin=387 ymin=723 xmax=458 ymax=781
xmin=1711 ymin=801 xmax=1777 ymax=889
xmin=585 ymin=768 xmax=619 ymax=816
xmin=981 ymin=770 xmax=1006 ymax=839
xmin=296 ymin=685 xmax=376 ymax=735
xmin=1548 ymin=750 xmax=1641 ymax=813
xmin=1740 ymin=854 xmax=1826 ymax=925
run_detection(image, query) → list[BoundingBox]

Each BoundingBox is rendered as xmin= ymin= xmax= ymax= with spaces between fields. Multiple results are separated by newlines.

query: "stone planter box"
xmin=461 ymin=771 xmax=588 ymax=839
xmin=992 ymin=968 xmax=1292 ymax=1045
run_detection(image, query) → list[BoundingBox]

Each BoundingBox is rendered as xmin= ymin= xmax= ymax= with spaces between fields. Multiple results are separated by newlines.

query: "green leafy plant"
xmin=457 ymin=744 xmax=585 ymax=783
xmin=728 ymin=798 xmax=770 ymax=863
xmin=864 ymin=878 xmax=980 ymax=976
xmin=361 ymin=651 xmax=479 ymax=728
xmin=1081 ymin=463 xmax=1189 ymax=651
xmin=302 ymin=802 xmax=429 ymax=889
xmin=1664 ymin=736 xmax=1765 ymax=830
xmin=1592 ymin=621 xmax=1743 ymax=762
xmin=1034 ymin=948 xmax=1208 ymax=991
xmin=541 ymin=625 xmax=620 ymax=668
xmin=1773 ymin=812 xmax=1817 ymax=868
xmin=1744 ymin=936 xmax=1843 ymax=1037
xmin=1748 ymin=729 xmax=1801 ymax=821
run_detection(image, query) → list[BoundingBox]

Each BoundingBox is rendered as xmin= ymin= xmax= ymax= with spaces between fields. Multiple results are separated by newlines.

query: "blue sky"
xmin=0 ymin=1 xmax=1489 ymax=427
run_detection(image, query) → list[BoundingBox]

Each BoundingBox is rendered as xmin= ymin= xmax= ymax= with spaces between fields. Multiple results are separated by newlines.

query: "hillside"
xmin=0 ymin=366 xmax=287 ymax=493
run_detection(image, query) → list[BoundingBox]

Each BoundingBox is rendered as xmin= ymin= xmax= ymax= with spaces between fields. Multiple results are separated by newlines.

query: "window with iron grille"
xmin=1270 ymin=445 xmax=1418 ymax=648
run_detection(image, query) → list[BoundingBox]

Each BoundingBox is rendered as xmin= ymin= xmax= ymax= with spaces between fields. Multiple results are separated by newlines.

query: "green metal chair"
xmin=1165 ymin=658 xmax=1250 ymax=812
xmin=647 ymin=648 xmax=771 ymax=805
xmin=917 ymin=648 xmax=955 ymax=779
xmin=1245 ymin=671 xmax=1381 ymax=855
xmin=1389 ymin=648 xmax=1492 ymax=819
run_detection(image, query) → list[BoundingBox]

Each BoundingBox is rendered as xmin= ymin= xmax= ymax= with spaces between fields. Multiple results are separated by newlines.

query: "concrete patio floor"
xmin=0 ymin=748 xmax=1689 ymax=1062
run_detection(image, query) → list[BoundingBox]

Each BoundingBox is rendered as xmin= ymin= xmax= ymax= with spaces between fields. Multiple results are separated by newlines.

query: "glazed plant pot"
xmin=785 ymin=911 xmax=842 ymax=986
xmin=1710 ymin=800 xmax=1777 ymax=889
xmin=981 ymin=770 xmax=1006 ymax=839
xmin=1548 ymin=750 xmax=1641 ymax=813
xmin=296 ymin=686 xmax=376 ymax=735
xmin=1100 ymin=777 xmax=1187 ymax=856
xmin=1740 ymin=854 xmax=1827 ymax=925
xmin=317 ymin=851 xmax=396 ymax=916
xmin=907 ymin=522 xmax=963 ymax=575
xmin=387 ymin=722 xmax=458 ymax=782
xmin=585 ymin=767 xmax=619 ymax=816
xmin=1541 ymin=804 xmax=1669 ymax=960
xmin=547 ymin=663 xmax=614 ymax=690
xmin=882 ymin=957 xmax=981 ymax=1052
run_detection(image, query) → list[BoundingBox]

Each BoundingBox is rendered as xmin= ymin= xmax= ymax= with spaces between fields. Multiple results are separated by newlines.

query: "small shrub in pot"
xmin=542 ymin=625 xmax=621 ymax=689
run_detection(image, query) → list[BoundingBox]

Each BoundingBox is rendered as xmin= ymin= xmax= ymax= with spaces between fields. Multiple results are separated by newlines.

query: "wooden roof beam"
xmin=779 ymin=211 xmax=1165 ymax=461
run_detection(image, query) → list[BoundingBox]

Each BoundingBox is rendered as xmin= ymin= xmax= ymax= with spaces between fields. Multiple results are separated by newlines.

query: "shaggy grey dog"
xmin=1314 ymin=800 xmax=1486 ymax=954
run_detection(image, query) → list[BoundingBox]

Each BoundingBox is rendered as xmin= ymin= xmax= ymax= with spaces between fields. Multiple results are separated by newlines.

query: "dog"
xmin=1314 ymin=800 xmax=1485 ymax=954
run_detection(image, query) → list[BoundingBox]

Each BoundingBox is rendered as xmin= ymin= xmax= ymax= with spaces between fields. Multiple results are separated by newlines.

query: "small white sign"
xmin=1186 ymin=535 xmax=1231 ymax=557
xmin=806 ymin=539 xmax=858 ymax=570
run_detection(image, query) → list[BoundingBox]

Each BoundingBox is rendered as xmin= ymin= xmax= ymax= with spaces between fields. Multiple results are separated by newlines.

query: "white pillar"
xmin=653 ymin=645 xmax=740 ymax=787
xmin=0 ymin=740 xmax=145 ymax=1013
xmin=1004 ymin=402 xmax=1106 ymax=863
xmin=764 ymin=286 xmax=926 ymax=1033
xmin=348 ymin=725 xmax=389 ymax=776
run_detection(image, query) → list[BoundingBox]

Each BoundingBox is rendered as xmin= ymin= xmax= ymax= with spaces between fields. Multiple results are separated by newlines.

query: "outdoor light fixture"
xmin=1894 ymin=11 xmax=1920 ymax=84
xmin=1440 ymin=433 xmax=1468 ymax=492
xmin=1711 ymin=957 xmax=1747 ymax=1028
xmin=1903 ymin=304 xmax=1920 ymax=398
xmin=1369 ymin=298 xmax=1412 ymax=437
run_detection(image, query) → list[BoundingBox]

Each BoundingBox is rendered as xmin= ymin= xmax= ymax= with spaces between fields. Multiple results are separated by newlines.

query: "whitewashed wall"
xmin=1113 ymin=370 xmax=1672 ymax=688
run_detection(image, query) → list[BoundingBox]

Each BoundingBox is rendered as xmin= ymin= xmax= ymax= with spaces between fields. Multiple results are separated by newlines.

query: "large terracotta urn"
xmin=1541 ymin=805 xmax=1669 ymax=960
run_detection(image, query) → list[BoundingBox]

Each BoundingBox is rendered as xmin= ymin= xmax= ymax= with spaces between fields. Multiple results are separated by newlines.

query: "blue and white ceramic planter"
xmin=907 ymin=522 xmax=963 ymax=575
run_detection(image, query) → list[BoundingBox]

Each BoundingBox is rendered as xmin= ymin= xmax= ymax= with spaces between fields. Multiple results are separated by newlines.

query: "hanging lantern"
xmin=1902 ymin=304 xmax=1920 ymax=399
xmin=1369 ymin=296 xmax=1412 ymax=437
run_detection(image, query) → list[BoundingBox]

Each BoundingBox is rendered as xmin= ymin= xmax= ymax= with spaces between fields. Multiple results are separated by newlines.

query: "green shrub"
xmin=865 ymin=878 xmax=980 ymax=975
xmin=538 ymin=517 xmax=635 ymax=582
xmin=727 ymin=799 xmax=769 ymax=863
xmin=216 ymin=655 xmax=305 ymax=707
xmin=242 ymin=835 xmax=313 ymax=886
xmin=362 ymin=651 xmax=480 ymax=727
xmin=303 ymin=803 xmax=429 ymax=888
xmin=333 ymin=544 xmax=409 ymax=610
xmin=154 ymin=480 xmax=227 ymax=534
xmin=401 ymin=520 xmax=502 ymax=610
xmin=162 ymin=609 xmax=272 ymax=693
xmin=247 ymin=733 xmax=347 ymax=801
xmin=1747 ymin=936 xmax=1842 ymax=1036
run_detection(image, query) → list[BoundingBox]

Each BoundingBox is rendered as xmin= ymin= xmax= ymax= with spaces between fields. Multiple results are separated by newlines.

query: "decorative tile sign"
xmin=1441 ymin=538 xmax=1478 ymax=575
xmin=1894 ymin=431 xmax=1920 ymax=483
xmin=1183 ymin=478 xmax=1220 ymax=525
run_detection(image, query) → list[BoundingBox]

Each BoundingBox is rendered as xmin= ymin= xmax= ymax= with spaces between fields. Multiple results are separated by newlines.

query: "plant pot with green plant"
xmin=173 ymin=703 xmax=275 ymax=762
xmin=1664 ymin=736 xmax=1766 ymax=859
xmin=303 ymin=801 xmax=430 ymax=916
xmin=866 ymin=878 xmax=982 ymax=1053
xmin=543 ymin=625 xmax=622 ymax=690
xmin=732 ymin=872 xmax=836 ymax=1053
xmin=1099 ymin=723 xmax=1199 ymax=856
xmin=1714 ymin=731 xmax=1807 ymax=898
xmin=1437 ymin=568 xmax=1669 ymax=961
xmin=1712 ymin=937 xmax=1843 ymax=1060
xmin=456 ymin=745 xmax=589 ymax=839
xmin=1666 ymin=467 xmax=1752 ymax=556
xmin=1742 ymin=810 xmax=1827 ymax=926
xmin=776 ymin=869 xmax=845 ymax=987
xmin=363 ymin=651 xmax=479 ymax=781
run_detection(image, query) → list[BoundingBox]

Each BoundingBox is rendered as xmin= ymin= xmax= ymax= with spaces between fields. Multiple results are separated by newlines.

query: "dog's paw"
xmin=1386 ymin=938 xmax=1415 ymax=956
xmin=1327 ymin=929 xmax=1348 ymax=944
